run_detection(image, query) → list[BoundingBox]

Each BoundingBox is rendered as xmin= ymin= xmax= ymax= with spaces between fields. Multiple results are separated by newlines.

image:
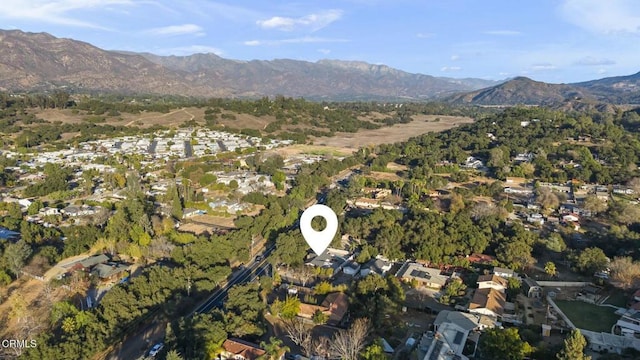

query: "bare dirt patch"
xmin=368 ymin=171 xmax=402 ymax=181
xmin=267 ymin=144 xmax=354 ymax=158
xmin=310 ymin=115 xmax=473 ymax=150
xmin=188 ymin=214 xmax=237 ymax=228
xmin=218 ymin=113 xmax=276 ymax=130
xmin=386 ymin=162 xmax=408 ymax=171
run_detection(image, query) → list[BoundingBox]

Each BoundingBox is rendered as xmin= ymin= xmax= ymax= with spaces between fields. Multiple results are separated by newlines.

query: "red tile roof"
xmin=222 ymin=338 xmax=266 ymax=360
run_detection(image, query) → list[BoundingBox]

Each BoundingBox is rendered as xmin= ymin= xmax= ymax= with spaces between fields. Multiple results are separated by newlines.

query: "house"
xmin=305 ymin=248 xmax=352 ymax=274
xmin=182 ymin=208 xmax=206 ymax=219
xmin=396 ymin=262 xmax=449 ymax=289
xmin=527 ymin=213 xmax=544 ymax=225
xmin=91 ymin=263 xmax=129 ymax=283
xmin=434 ymin=310 xmax=495 ymax=332
xmin=582 ymin=329 xmax=640 ymax=355
xmin=39 ymin=207 xmax=60 ymax=216
xmin=342 ymin=261 xmax=361 ymax=276
xmin=614 ymin=309 xmax=640 ymax=338
xmin=298 ymin=292 xmax=349 ymax=326
xmin=220 ymin=338 xmax=267 ymax=360
xmin=321 ymin=292 xmax=349 ymax=326
xmin=462 ymin=156 xmax=483 ymax=169
xmin=613 ymin=185 xmax=635 ymax=195
xmin=469 ymin=288 xmax=507 ymax=318
xmin=17 ymin=198 xmax=32 ymax=209
xmin=71 ymin=254 xmax=109 ymax=271
xmin=360 ymin=257 xmax=393 ymax=277
xmin=493 ymin=267 xmax=516 ymax=279
xmin=62 ymin=205 xmax=99 ymax=217
xmin=477 ymin=274 xmax=508 ymax=293
xmin=422 ymin=318 xmax=472 ymax=360
xmin=514 ymin=153 xmax=533 ymax=162
xmin=298 ymin=303 xmax=327 ymax=320
xmin=523 ymin=277 xmax=543 ymax=298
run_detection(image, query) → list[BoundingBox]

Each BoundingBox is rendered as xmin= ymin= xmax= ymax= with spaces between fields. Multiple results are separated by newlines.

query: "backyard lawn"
xmin=554 ymin=300 xmax=619 ymax=333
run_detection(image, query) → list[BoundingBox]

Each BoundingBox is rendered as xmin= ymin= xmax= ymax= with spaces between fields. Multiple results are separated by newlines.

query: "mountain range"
xmin=1 ymin=29 xmax=639 ymax=105
xmin=0 ymin=29 xmax=496 ymax=100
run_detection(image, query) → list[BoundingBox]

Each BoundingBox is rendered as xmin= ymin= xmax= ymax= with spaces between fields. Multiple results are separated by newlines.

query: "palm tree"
xmin=165 ymin=350 xmax=184 ymax=360
xmin=259 ymin=337 xmax=289 ymax=360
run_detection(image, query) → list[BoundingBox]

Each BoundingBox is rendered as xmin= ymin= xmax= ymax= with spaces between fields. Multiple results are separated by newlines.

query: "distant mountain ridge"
xmin=0 ymin=29 xmax=498 ymax=100
xmin=447 ymin=73 xmax=640 ymax=107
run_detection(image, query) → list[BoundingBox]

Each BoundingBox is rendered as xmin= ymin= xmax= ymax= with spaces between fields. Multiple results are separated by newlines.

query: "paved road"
xmin=104 ymin=168 xmax=352 ymax=359
xmin=106 ymin=245 xmax=275 ymax=360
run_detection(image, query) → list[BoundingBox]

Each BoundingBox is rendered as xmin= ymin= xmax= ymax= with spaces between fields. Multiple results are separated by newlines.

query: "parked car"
xmin=149 ymin=343 xmax=164 ymax=357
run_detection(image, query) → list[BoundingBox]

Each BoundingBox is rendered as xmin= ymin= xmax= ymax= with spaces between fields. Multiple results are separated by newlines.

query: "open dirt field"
xmin=310 ymin=115 xmax=473 ymax=150
xmin=267 ymin=144 xmax=355 ymax=158
xmin=368 ymin=171 xmax=403 ymax=181
xmin=188 ymin=214 xmax=237 ymax=228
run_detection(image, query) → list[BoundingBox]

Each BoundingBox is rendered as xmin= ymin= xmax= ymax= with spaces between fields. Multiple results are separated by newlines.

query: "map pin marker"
xmin=300 ymin=204 xmax=338 ymax=256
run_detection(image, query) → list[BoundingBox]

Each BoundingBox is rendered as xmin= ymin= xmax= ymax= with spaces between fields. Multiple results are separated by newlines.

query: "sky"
xmin=1 ymin=0 xmax=639 ymax=83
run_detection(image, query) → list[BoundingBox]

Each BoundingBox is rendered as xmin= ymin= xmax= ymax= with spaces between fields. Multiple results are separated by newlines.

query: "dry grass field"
xmin=37 ymin=107 xmax=207 ymax=128
xmin=310 ymin=115 xmax=473 ymax=150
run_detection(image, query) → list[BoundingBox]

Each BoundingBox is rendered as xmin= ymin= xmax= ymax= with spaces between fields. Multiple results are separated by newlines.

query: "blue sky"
xmin=2 ymin=0 xmax=639 ymax=83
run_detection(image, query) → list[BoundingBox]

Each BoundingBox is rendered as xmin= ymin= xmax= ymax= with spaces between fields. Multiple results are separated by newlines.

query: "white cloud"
xmin=145 ymin=24 xmax=204 ymax=36
xmin=531 ymin=63 xmax=556 ymax=71
xmin=0 ymin=0 xmax=136 ymax=29
xmin=244 ymin=37 xmax=349 ymax=46
xmin=416 ymin=32 xmax=435 ymax=38
xmin=559 ymin=0 xmax=640 ymax=34
xmin=318 ymin=48 xmax=331 ymax=55
xmin=450 ymin=55 xmax=460 ymax=61
xmin=155 ymin=44 xmax=223 ymax=56
xmin=484 ymin=30 xmax=522 ymax=36
xmin=573 ymin=56 xmax=616 ymax=66
xmin=243 ymin=40 xmax=262 ymax=46
xmin=256 ymin=9 xmax=343 ymax=31
xmin=597 ymin=68 xmax=607 ymax=74
xmin=440 ymin=66 xmax=462 ymax=72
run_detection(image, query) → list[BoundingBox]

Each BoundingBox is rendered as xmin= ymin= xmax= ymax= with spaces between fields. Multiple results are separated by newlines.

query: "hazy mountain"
xmin=446 ymin=77 xmax=593 ymax=105
xmin=0 ymin=29 xmax=497 ymax=100
xmin=140 ymin=55 xmax=499 ymax=100
xmin=573 ymin=71 xmax=640 ymax=104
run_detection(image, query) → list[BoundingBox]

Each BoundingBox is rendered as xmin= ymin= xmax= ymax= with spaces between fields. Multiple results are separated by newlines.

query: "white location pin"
xmin=300 ymin=204 xmax=338 ymax=256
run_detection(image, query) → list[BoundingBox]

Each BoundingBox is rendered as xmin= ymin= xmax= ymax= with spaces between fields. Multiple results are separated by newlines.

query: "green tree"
xmin=575 ymin=247 xmax=609 ymax=274
xmin=260 ymin=337 xmax=289 ymax=360
xmin=279 ymin=295 xmax=301 ymax=320
xmin=479 ymin=327 xmax=532 ymax=360
xmin=312 ymin=309 xmax=329 ymax=325
xmin=545 ymin=261 xmax=557 ymax=277
xmin=165 ymin=350 xmax=184 ymax=360
xmin=544 ymin=233 xmax=567 ymax=253
xmin=2 ymin=240 xmax=32 ymax=277
xmin=315 ymin=281 xmax=333 ymax=295
xmin=557 ymin=329 xmax=590 ymax=360
xmin=0 ymin=269 xmax=12 ymax=286
xmin=361 ymin=339 xmax=387 ymax=360
xmin=225 ymin=282 xmax=266 ymax=337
